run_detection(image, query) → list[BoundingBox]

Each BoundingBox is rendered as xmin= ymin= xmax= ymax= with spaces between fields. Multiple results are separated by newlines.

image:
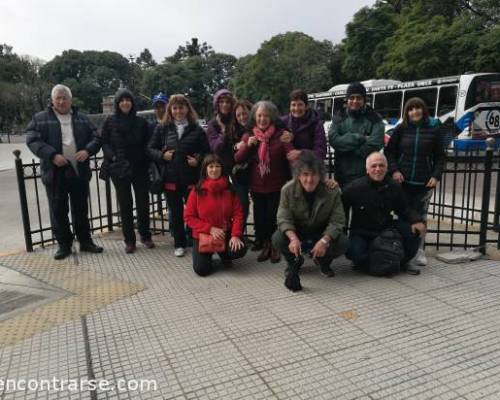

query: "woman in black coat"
xmin=147 ymin=94 xmax=209 ymax=257
xmin=101 ymin=89 xmax=153 ymax=253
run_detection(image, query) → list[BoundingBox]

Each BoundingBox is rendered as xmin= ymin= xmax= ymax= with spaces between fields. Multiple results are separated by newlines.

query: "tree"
xmin=376 ymin=2 xmax=494 ymax=80
xmin=341 ymin=2 xmax=398 ymax=81
xmin=230 ymin=32 xmax=337 ymax=111
xmin=40 ymin=50 xmax=133 ymax=113
xmin=135 ymin=48 xmax=157 ymax=69
xmin=0 ymin=46 xmax=48 ymax=131
xmin=475 ymin=25 xmax=500 ymax=71
xmin=165 ymin=38 xmax=214 ymax=63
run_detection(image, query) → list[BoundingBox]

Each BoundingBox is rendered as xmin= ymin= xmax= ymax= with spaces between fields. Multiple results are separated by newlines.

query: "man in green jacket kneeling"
xmin=272 ymin=151 xmax=349 ymax=292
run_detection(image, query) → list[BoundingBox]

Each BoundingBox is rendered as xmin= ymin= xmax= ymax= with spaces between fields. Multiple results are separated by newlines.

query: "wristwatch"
xmin=320 ymin=237 xmax=330 ymax=247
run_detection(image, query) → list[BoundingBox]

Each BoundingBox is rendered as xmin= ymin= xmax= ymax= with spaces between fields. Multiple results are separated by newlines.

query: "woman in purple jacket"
xmin=206 ymin=89 xmax=236 ymax=176
xmin=280 ymin=89 xmax=327 ymax=163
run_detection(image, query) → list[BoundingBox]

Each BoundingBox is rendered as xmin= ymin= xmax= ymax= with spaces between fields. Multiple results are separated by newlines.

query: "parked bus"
xmin=308 ymin=73 xmax=500 ymax=150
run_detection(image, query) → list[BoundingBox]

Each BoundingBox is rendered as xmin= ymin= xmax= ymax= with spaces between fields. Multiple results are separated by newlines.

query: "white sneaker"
xmin=413 ymin=248 xmax=427 ymax=266
xmin=174 ymin=248 xmax=185 ymax=257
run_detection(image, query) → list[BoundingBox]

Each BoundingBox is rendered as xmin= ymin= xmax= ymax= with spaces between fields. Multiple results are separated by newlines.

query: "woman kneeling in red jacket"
xmin=184 ymin=154 xmax=247 ymax=276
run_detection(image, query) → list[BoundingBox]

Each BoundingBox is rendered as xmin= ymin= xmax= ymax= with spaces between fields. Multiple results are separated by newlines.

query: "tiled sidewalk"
xmin=1 ymin=232 xmax=500 ymax=400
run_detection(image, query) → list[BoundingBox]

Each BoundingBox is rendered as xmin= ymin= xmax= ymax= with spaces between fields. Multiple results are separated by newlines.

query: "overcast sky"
xmin=1 ymin=0 xmax=375 ymax=62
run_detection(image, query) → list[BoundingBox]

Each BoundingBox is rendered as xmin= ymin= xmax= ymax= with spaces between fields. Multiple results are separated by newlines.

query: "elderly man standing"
xmin=26 ymin=84 xmax=103 ymax=259
xmin=272 ymin=151 xmax=349 ymax=292
xmin=328 ymin=82 xmax=385 ymax=188
xmin=342 ymin=152 xmax=426 ymax=273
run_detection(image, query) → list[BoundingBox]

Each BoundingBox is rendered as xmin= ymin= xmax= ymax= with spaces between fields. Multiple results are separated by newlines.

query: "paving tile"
xmin=260 ymin=355 xmax=364 ymax=400
xmin=184 ymin=375 xmax=277 ymax=400
xmin=211 ymin=303 xmax=284 ymax=339
xmin=289 ymin=315 xmax=374 ymax=355
xmin=233 ymin=326 xmax=318 ymax=373
xmin=264 ymin=296 xmax=334 ymax=325
xmin=168 ymin=340 xmax=253 ymax=393
xmin=324 ymin=341 xmax=423 ymax=395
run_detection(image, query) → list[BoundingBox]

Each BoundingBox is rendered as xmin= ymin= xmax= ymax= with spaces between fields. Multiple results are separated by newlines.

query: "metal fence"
xmin=13 ymin=139 xmax=500 ymax=253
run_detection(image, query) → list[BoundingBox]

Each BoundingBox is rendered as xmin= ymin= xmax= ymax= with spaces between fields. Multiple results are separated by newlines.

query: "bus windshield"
xmin=466 ymin=74 xmax=500 ymax=109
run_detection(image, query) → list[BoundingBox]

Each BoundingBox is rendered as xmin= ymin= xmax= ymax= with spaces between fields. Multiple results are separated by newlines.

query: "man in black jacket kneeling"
xmin=342 ymin=152 xmax=426 ymax=274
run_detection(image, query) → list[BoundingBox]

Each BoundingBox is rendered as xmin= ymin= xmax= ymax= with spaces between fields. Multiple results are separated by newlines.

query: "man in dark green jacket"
xmin=272 ymin=151 xmax=349 ymax=292
xmin=26 ymin=84 xmax=103 ymax=260
xmin=328 ymin=82 xmax=385 ymax=187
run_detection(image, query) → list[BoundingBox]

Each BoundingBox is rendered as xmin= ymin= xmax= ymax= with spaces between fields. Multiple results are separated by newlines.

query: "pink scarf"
xmin=252 ymin=125 xmax=275 ymax=177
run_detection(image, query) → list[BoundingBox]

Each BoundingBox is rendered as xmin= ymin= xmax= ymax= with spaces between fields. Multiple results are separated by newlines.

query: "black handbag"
xmin=99 ymin=159 xmax=132 ymax=181
xmin=149 ymin=161 xmax=163 ymax=194
xmin=231 ymin=162 xmax=249 ymax=185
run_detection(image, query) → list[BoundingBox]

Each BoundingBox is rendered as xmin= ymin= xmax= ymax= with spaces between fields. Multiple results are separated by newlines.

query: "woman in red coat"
xmin=184 ymin=154 xmax=247 ymax=276
xmin=234 ymin=100 xmax=294 ymax=263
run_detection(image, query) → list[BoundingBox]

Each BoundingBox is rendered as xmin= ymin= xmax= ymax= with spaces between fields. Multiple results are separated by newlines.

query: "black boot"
xmin=54 ymin=245 xmax=72 ymax=260
xmin=284 ymin=255 xmax=303 ymax=292
xmin=80 ymin=241 xmax=103 ymax=253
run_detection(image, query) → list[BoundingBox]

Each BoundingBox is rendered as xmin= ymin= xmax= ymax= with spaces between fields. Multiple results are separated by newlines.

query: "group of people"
xmin=26 ymin=81 xmax=446 ymax=291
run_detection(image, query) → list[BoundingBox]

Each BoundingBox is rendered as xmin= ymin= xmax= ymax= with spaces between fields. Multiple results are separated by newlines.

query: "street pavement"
xmin=1 ymin=231 xmax=500 ymax=399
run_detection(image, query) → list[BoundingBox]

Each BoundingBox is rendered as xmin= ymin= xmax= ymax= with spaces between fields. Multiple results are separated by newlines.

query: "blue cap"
xmin=152 ymin=92 xmax=168 ymax=106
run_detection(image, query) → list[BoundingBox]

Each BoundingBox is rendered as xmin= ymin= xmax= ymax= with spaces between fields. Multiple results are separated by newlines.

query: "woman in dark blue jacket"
xmin=385 ymin=97 xmax=446 ymax=266
xmin=101 ymin=89 xmax=153 ymax=254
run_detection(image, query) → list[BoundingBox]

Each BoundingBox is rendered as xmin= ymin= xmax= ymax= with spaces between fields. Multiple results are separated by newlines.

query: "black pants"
xmin=112 ymin=170 xmax=151 ymax=244
xmin=233 ymin=183 xmax=250 ymax=232
xmin=251 ymin=191 xmax=280 ymax=244
xmin=165 ymin=186 xmax=190 ymax=248
xmin=272 ymin=229 xmax=349 ymax=268
xmin=45 ymin=174 xmax=92 ymax=247
xmin=192 ymin=238 xmax=248 ymax=276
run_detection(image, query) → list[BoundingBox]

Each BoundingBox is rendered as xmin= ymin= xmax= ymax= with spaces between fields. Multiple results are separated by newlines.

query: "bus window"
xmin=373 ymin=91 xmax=402 ymax=125
xmin=316 ymin=99 xmax=333 ymax=121
xmin=466 ymin=74 xmax=500 ymax=109
xmin=437 ymin=85 xmax=457 ymax=117
xmin=404 ymin=88 xmax=438 ymax=116
xmin=365 ymin=94 xmax=373 ymax=108
xmin=308 ymin=100 xmax=316 ymax=109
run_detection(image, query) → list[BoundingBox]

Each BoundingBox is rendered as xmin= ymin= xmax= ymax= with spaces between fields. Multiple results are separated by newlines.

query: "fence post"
xmin=105 ymin=177 xmax=113 ymax=231
xmin=13 ymin=150 xmax=33 ymax=252
xmin=479 ymin=138 xmax=495 ymax=255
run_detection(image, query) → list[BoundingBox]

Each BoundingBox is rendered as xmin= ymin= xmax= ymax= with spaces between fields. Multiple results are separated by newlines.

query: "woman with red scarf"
xmin=235 ymin=101 xmax=294 ymax=263
xmin=184 ymin=154 xmax=247 ymax=276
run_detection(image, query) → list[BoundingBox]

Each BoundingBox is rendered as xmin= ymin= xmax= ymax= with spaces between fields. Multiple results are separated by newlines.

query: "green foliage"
xmin=135 ymin=48 xmax=157 ymax=69
xmin=230 ymin=32 xmax=337 ymax=112
xmin=0 ymin=46 xmax=48 ymax=131
xmin=165 ymin=38 xmax=214 ymax=63
xmin=475 ymin=25 xmax=500 ymax=71
xmin=143 ymin=44 xmax=236 ymax=118
xmin=376 ymin=4 xmax=496 ymax=80
xmin=40 ymin=50 xmax=132 ymax=113
xmin=341 ymin=3 xmax=398 ymax=81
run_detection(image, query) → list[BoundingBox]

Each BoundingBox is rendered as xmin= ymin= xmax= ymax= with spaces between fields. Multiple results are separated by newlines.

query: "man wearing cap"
xmin=26 ymin=84 xmax=103 ymax=259
xmin=149 ymin=92 xmax=168 ymax=136
xmin=328 ymin=82 xmax=384 ymax=188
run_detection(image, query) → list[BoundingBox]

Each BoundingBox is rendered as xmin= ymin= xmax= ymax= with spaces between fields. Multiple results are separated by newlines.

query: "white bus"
xmin=308 ymin=73 xmax=500 ymax=150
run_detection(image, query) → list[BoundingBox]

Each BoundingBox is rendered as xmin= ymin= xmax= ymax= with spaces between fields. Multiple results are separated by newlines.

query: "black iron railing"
xmin=14 ymin=139 xmax=500 ymax=253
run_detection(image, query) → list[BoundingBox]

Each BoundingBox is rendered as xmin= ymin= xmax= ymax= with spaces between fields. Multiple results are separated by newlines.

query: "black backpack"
xmin=368 ymin=229 xmax=405 ymax=276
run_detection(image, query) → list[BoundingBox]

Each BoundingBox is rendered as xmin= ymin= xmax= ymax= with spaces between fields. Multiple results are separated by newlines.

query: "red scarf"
xmin=201 ymin=176 xmax=229 ymax=194
xmin=252 ymin=125 xmax=276 ymax=177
